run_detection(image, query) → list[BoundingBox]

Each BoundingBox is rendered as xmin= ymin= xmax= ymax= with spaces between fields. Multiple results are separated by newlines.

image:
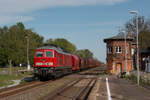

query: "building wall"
xmin=106 ymin=40 xmax=132 ymax=75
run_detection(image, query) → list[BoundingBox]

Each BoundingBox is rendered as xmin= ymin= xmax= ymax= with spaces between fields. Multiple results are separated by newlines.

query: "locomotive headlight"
xmin=47 ymin=62 xmax=53 ymax=66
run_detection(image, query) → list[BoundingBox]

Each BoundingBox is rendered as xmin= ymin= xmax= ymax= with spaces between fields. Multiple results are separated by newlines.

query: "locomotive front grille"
xmin=34 ymin=67 xmax=54 ymax=75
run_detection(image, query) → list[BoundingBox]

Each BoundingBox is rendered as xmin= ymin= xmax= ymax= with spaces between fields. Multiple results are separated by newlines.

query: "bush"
xmin=120 ymin=72 xmax=126 ymax=78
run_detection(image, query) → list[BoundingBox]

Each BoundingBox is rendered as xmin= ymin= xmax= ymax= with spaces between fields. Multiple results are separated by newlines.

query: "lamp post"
xmin=130 ymin=10 xmax=140 ymax=85
xmin=26 ymin=35 xmax=30 ymax=71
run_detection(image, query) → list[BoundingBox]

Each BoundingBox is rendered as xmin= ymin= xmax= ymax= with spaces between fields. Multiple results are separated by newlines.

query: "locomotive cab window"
xmin=36 ymin=51 xmax=43 ymax=57
xmin=45 ymin=51 xmax=53 ymax=57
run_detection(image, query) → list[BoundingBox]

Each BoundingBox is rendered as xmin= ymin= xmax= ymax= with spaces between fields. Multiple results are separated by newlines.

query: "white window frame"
xmin=115 ymin=46 xmax=122 ymax=53
xmin=131 ymin=48 xmax=135 ymax=55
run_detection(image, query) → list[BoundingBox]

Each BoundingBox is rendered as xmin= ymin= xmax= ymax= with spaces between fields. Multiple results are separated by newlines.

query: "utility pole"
xmin=124 ymin=32 xmax=128 ymax=75
xmin=124 ymin=33 xmax=127 ymax=74
xmin=130 ymin=10 xmax=140 ymax=85
xmin=122 ymin=30 xmax=128 ymax=75
xmin=9 ymin=59 xmax=12 ymax=75
xmin=26 ymin=35 xmax=30 ymax=71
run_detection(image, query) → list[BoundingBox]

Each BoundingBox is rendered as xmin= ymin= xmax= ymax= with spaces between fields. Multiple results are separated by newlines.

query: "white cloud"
xmin=0 ymin=0 xmax=127 ymax=25
xmin=40 ymin=20 xmax=124 ymax=27
xmin=0 ymin=15 xmax=34 ymax=25
xmin=0 ymin=0 xmax=127 ymax=13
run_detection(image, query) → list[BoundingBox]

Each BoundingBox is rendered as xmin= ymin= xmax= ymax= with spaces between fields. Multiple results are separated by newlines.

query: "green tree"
xmin=0 ymin=22 xmax=43 ymax=67
xmin=74 ymin=50 xmax=85 ymax=57
xmin=139 ymin=30 xmax=150 ymax=50
xmin=75 ymin=49 xmax=93 ymax=58
xmin=46 ymin=38 xmax=76 ymax=53
xmin=27 ymin=29 xmax=44 ymax=65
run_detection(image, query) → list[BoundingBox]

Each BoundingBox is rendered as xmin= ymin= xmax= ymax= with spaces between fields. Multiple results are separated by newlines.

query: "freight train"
xmin=34 ymin=45 xmax=101 ymax=79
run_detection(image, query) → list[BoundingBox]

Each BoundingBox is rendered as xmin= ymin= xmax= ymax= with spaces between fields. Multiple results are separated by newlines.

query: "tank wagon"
xmin=34 ymin=45 xmax=101 ymax=79
xmin=71 ymin=54 xmax=80 ymax=71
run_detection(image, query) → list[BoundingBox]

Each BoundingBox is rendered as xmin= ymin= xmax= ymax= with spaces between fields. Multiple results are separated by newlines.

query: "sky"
xmin=0 ymin=0 xmax=150 ymax=63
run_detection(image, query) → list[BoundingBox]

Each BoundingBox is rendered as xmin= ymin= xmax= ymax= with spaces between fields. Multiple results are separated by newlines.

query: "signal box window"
xmin=116 ymin=46 xmax=122 ymax=53
xmin=36 ymin=51 xmax=43 ymax=57
xmin=108 ymin=47 xmax=112 ymax=54
xmin=45 ymin=51 xmax=53 ymax=57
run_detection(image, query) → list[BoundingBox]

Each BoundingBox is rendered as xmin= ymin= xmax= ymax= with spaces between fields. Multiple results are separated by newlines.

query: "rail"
xmin=44 ymin=78 xmax=82 ymax=100
xmin=73 ymin=79 xmax=96 ymax=100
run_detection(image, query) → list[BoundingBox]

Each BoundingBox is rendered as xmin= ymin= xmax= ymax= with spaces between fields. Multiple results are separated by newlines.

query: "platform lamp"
xmin=130 ymin=10 xmax=140 ymax=85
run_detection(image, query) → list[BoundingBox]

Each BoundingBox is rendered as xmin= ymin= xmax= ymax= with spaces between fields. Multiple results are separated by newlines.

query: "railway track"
xmin=79 ymin=66 xmax=107 ymax=76
xmin=43 ymin=78 xmax=97 ymax=100
xmin=0 ymin=76 xmax=84 ymax=100
xmin=0 ymin=80 xmax=52 ymax=98
xmin=0 ymin=66 xmax=106 ymax=100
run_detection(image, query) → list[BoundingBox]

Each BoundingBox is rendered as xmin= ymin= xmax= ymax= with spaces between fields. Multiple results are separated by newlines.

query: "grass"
xmin=0 ymin=67 xmax=27 ymax=73
xmin=0 ymin=77 xmax=14 ymax=87
xmin=140 ymin=78 xmax=150 ymax=86
xmin=0 ymin=67 xmax=33 ymax=87
xmin=127 ymin=74 xmax=137 ymax=82
xmin=127 ymin=74 xmax=150 ymax=88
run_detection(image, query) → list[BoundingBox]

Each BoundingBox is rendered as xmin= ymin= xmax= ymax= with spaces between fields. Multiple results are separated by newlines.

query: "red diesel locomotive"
xmin=34 ymin=45 xmax=100 ymax=79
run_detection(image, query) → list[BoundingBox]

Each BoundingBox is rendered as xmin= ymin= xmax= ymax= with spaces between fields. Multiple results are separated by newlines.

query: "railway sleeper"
xmin=73 ymin=79 xmax=97 ymax=100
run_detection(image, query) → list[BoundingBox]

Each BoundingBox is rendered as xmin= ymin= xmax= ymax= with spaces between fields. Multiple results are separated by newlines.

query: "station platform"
xmin=88 ymin=75 xmax=150 ymax=100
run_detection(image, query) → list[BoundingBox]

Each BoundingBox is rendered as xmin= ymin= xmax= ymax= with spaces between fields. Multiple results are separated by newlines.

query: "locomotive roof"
xmin=36 ymin=46 xmax=71 ymax=55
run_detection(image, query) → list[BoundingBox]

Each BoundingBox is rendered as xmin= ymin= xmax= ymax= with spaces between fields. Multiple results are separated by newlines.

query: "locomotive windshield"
xmin=36 ymin=51 xmax=43 ymax=57
xmin=45 ymin=51 xmax=53 ymax=57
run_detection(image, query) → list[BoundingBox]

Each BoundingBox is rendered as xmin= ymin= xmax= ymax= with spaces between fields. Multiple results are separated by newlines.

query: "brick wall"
xmin=106 ymin=40 xmax=133 ymax=74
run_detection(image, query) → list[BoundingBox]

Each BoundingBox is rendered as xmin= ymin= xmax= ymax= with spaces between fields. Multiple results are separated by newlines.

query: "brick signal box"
xmin=104 ymin=32 xmax=134 ymax=75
